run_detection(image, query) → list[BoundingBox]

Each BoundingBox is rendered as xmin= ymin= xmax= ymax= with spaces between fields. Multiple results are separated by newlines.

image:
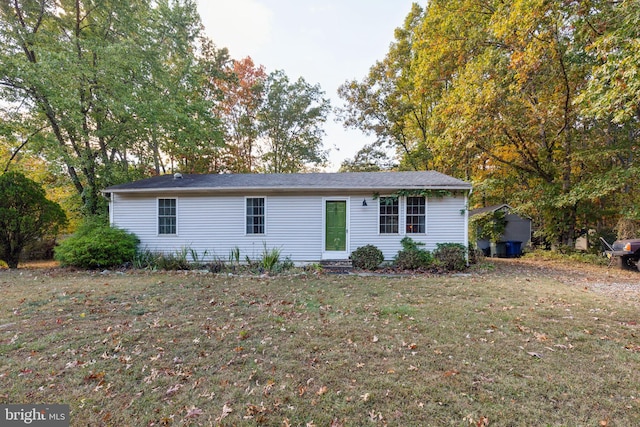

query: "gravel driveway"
xmin=487 ymin=257 xmax=640 ymax=302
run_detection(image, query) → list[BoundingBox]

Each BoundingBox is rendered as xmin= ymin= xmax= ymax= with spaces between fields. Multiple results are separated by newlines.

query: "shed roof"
xmin=469 ymin=204 xmax=512 ymax=217
xmin=103 ymin=171 xmax=472 ymax=194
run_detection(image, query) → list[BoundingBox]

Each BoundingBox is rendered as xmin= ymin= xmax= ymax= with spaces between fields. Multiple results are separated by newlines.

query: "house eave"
xmin=102 ymin=185 xmax=472 ymax=195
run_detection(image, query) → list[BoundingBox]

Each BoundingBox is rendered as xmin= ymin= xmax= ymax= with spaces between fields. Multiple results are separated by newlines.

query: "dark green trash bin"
xmin=490 ymin=242 xmax=507 ymax=258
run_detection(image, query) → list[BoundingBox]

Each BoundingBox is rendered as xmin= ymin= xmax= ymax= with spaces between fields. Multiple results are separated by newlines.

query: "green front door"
xmin=325 ymin=201 xmax=347 ymax=252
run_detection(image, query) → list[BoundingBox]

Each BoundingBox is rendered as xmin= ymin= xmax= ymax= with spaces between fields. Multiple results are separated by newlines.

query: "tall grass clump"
xmin=260 ymin=243 xmax=282 ymax=272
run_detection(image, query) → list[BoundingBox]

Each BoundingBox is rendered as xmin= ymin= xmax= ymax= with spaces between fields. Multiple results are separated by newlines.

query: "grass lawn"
xmin=1 ymin=261 xmax=639 ymax=426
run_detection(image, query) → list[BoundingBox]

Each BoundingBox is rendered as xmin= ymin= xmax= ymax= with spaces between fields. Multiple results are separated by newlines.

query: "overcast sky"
xmin=195 ymin=0 xmax=422 ymax=170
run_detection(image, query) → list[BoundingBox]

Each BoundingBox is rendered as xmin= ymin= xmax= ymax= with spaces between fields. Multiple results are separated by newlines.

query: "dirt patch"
xmin=487 ymin=257 xmax=640 ymax=301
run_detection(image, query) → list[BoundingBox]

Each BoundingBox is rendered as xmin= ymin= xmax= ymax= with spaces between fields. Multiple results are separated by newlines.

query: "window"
xmin=406 ymin=196 xmax=426 ymax=234
xmin=158 ymin=198 xmax=177 ymax=235
xmin=246 ymin=197 xmax=265 ymax=234
xmin=379 ymin=196 xmax=399 ymax=234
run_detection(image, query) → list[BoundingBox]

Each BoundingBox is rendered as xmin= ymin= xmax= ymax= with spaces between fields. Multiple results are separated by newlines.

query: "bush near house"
xmin=55 ymin=218 xmax=139 ymax=269
xmin=394 ymin=237 xmax=434 ymax=270
xmin=350 ymin=244 xmax=384 ymax=270
xmin=434 ymin=243 xmax=467 ymax=271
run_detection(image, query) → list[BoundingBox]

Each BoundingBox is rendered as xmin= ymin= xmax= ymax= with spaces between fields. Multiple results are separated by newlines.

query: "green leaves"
xmin=0 ymin=0 xmax=223 ymax=214
xmin=257 ymin=70 xmax=331 ymax=173
xmin=54 ymin=217 xmax=139 ymax=269
xmin=0 ymin=171 xmax=67 ymax=268
xmin=340 ymin=0 xmax=640 ymax=245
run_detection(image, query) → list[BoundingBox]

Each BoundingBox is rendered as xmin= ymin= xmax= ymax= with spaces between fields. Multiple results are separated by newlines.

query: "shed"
xmin=102 ymin=171 xmax=472 ymax=264
xmin=469 ymin=204 xmax=532 ymax=257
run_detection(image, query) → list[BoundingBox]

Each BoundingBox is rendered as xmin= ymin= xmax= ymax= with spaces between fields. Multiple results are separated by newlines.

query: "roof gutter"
xmin=102 ymin=185 xmax=472 ymax=195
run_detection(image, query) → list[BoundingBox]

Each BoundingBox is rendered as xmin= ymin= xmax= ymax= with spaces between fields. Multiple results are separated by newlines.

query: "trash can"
xmin=505 ymin=241 xmax=522 ymax=258
xmin=490 ymin=242 xmax=507 ymax=258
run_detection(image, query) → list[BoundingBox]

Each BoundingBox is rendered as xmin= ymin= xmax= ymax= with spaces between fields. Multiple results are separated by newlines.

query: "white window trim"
xmin=157 ymin=197 xmax=178 ymax=236
xmin=378 ymin=195 xmax=400 ymax=235
xmin=378 ymin=195 xmax=428 ymax=236
xmin=244 ymin=196 xmax=267 ymax=236
xmin=405 ymin=195 xmax=427 ymax=235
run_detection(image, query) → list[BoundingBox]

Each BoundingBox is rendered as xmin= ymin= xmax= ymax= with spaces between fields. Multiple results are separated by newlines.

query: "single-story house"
xmin=102 ymin=171 xmax=472 ymax=264
xmin=469 ymin=204 xmax=532 ymax=257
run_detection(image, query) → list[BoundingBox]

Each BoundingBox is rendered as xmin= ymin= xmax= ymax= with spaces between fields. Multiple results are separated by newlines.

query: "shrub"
xmin=394 ymin=237 xmax=433 ymax=270
xmin=350 ymin=245 xmax=384 ymax=270
xmin=434 ymin=243 xmax=467 ymax=271
xmin=468 ymin=246 xmax=485 ymax=265
xmin=55 ymin=218 xmax=139 ymax=268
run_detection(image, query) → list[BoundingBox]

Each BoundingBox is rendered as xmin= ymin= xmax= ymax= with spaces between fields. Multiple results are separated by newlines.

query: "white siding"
xmin=348 ymin=194 xmax=468 ymax=262
xmin=110 ymin=191 xmax=468 ymax=263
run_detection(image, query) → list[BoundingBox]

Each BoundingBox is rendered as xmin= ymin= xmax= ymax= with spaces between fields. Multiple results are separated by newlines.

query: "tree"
xmin=339 ymin=0 xmax=638 ymax=246
xmin=211 ymin=57 xmax=267 ymax=173
xmin=574 ymin=0 xmax=640 ymax=221
xmin=0 ymin=171 xmax=67 ymax=268
xmin=0 ymin=0 xmax=222 ymax=215
xmin=579 ymin=0 xmax=640 ymax=125
xmin=338 ymin=143 xmax=395 ymax=172
xmin=337 ymin=4 xmax=434 ymax=172
xmin=257 ymin=70 xmax=330 ymax=173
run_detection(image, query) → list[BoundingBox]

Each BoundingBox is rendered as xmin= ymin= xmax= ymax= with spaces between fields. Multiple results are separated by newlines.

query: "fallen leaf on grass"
xmin=83 ymin=371 xmax=105 ymax=384
xmin=184 ymin=406 xmax=203 ymax=419
xmin=165 ymin=384 xmax=183 ymax=396
xmin=215 ymin=403 xmax=232 ymax=422
xmin=316 ymin=385 xmax=328 ymax=396
xmin=534 ymin=332 xmax=548 ymax=341
xmin=527 ymin=351 xmax=543 ymax=359
xmin=245 ymin=403 xmax=268 ymax=418
xmin=444 ymin=369 xmax=459 ymax=377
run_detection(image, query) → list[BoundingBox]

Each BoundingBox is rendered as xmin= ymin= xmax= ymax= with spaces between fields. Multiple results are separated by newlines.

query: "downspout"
xmin=465 ymin=187 xmax=473 ymax=266
xmin=101 ymin=191 xmax=113 ymax=225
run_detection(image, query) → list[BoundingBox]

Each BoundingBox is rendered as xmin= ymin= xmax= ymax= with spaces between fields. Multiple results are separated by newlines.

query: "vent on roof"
xmin=173 ymin=173 xmax=183 ymax=180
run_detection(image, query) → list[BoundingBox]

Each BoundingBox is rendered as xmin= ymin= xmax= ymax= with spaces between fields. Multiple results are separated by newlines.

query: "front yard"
xmin=1 ymin=259 xmax=639 ymax=426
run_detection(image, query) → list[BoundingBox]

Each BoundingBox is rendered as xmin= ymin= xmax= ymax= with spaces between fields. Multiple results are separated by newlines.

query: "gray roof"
xmin=103 ymin=171 xmax=472 ymax=194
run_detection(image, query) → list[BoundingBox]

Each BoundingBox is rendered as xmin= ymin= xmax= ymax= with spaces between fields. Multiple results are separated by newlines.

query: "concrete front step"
xmin=320 ymin=259 xmax=353 ymax=274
